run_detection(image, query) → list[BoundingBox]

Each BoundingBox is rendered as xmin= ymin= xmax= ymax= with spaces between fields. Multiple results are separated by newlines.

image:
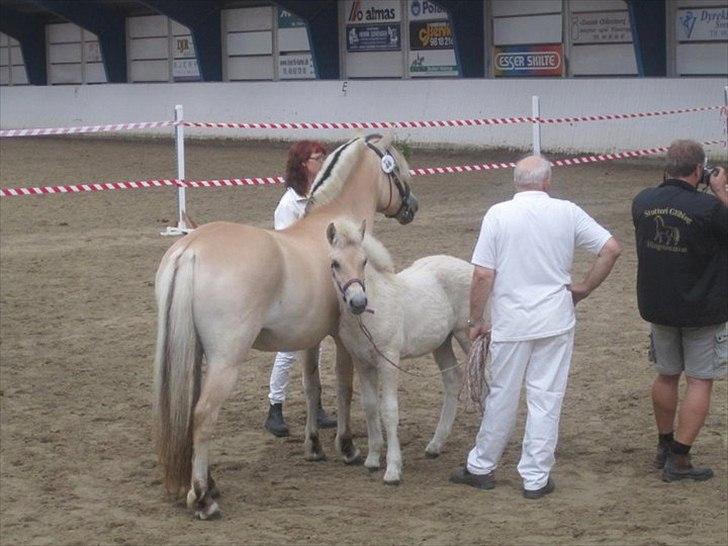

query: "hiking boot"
xmin=523 ymin=477 xmax=555 ymax=500
xmin=264 ymin=403 xmax=289 ymax=437
xmin=449 ymin=466 xmax=495 ymax=490
xmin=654 ymin=441 xmax=670 ymax=469
xmin=662 ymin=453 xmax=713 ymax=482
xmin=316 ymin=403 xmax=337 ymax=429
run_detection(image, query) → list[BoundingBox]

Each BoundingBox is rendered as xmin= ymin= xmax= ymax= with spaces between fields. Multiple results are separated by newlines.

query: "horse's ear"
xmin=326 ymin=222 xmax=337 ymax=245
xmin=359 ymin=219 xmax=366 ymax=240
xmin=379 ymin=132 xmax=393 ymax=148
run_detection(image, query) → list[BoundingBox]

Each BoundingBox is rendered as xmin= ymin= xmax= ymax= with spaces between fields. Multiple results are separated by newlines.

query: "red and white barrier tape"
xmin=182 ymin=105 xmax=723 ymax=130
xmin=1 ymin=105 xmax=723 ymax=137
xmin=2 ymin=139 xmax=722 ymax=199
xmin=0 ymin=120 xmax=177 ymax=138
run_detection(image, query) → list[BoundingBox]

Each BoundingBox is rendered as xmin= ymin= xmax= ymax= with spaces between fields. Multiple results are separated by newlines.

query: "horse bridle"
xmin=364 ymin=134 xmax=416 ymax=223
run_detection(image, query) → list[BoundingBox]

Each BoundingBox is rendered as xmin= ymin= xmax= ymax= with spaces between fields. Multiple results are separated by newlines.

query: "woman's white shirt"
xmin=274 ymin=188 xmax=308 ymax=230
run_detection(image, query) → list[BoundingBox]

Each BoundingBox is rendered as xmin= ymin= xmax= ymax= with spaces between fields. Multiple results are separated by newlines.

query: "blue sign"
xmin=346 ymin=24 xmax=401 ymax=52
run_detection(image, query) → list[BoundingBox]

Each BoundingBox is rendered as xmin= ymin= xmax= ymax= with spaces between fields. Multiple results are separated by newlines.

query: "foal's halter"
xmin=364 ymin=134 xmax=414 ymax=222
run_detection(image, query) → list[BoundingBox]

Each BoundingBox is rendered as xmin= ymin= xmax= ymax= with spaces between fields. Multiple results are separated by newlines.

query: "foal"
xmin=327 ymin=218 xmax=481 ymax=484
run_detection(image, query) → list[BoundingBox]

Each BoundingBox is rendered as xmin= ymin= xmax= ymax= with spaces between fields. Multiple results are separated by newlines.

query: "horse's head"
xmin=364 ymin=133 xmax=419 ymax=225
xmin=326 ymin=217 xmax=395 ymax=316
xmin=306 ymin=134 xmax=418 ymax=225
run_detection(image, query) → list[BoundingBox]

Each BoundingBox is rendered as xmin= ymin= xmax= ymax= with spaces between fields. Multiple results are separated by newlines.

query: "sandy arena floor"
xmin=0 ymin=137 xmax=726 ymax=545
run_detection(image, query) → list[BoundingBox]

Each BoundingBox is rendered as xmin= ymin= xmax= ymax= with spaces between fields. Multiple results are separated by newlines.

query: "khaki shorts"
xmin=649 ymin=323 xmax=728 ymax=379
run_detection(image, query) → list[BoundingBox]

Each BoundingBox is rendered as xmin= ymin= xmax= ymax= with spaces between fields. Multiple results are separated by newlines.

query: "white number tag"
xmin=381 ymin=154 xmax=396 ymax=174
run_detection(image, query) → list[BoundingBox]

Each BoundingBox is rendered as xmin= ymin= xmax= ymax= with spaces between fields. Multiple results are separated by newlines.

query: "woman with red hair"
xmin=265 ymin=140 xmax=337 ymax=436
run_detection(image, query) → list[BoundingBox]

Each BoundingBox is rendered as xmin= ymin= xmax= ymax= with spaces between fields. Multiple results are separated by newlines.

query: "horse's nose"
xmin=349 ymin=294 xmax=368 ymax=315
xmin=398 ymin=195 xmax=418 ymax=224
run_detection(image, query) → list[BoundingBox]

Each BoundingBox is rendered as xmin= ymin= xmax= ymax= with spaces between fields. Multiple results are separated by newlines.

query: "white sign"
xmin=571 ymin=11 xmax=632 ymax=43
xmin=279 ymin=52 xmax=315 ymax=79
xmin=408 ymin=0 xmax=447 ymax=21
xmin=173 ymin=58 xmax=200 ymax=81
xmin=408 ymin=49 xmax=458 ymax=77
xmin=345 ymin=0 xmax=401 ymax=24
xmin=677 ymin=8 xmax=728 ymax=42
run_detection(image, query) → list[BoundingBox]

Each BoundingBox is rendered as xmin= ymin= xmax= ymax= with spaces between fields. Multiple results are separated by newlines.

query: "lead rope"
xmin=355 ymin=315 xmax=491 ymax=396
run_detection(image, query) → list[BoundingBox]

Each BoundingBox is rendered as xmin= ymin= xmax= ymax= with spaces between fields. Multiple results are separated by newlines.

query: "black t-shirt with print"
xmin=632 ymin=178 xmax=728 ymax=327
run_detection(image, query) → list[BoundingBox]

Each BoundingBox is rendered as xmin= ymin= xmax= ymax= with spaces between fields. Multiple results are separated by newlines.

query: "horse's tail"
xmin=153 ymin=244 xmax=200 ymax=496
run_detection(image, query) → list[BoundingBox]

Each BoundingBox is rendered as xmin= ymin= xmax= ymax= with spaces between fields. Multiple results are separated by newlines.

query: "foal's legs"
xmin=358 ymin=362 xmax=384 ymax=470
xmin=426 ymin=336 xmax=464 ymax=457
xmin=301 ymin=345 xmax=326 ymax=461
xmin=333 ymin=337 xmax=362 ymax=464
xmin=378 ymin=358 xmax=402 ymax=484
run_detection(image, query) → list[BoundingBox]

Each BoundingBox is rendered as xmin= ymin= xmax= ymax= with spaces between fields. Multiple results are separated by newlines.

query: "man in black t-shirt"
xmin=632 ymin=139 xmax=727 ymax=483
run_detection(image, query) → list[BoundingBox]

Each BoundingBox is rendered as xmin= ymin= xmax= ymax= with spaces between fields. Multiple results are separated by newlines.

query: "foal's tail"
xmin=153 ymin=244 xmax=201 ymax=495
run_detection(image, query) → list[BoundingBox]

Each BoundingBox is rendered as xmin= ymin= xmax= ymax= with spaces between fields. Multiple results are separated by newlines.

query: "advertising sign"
xmin=677 ymin=8 xmax=728 ymax=42
xmin=409 ymin=20 xmax=454 ymax=50
xmin=346 ymin=24 xmax=401 ymax=52
xmin=173 ymin=59 xmax=201 ymax=81
xmin=570 ymin=11 xmax=632 ymax=43
xmin=493 ymin=44 xmax=563 ymax=77
xmin=279 ymin=52 xmax=315 ymax=79
xmin=345 ymin=0 xmax=401 ymax=24
xmin=173 ymin=36 xmax=196 ymax=59
xmin=408 ymin=0 xmax=447 ymax=21
xmin=408 ymin=50 xmax=458 ymax=77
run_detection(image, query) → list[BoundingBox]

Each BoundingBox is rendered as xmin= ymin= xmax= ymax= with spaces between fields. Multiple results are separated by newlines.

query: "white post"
xmin=724 ymin=85 xmax=728 ymax=149
xmin=161 ymin=104 xmax=193 ymax=236
xmin=531 ymin=95 xmax=541 ymax=155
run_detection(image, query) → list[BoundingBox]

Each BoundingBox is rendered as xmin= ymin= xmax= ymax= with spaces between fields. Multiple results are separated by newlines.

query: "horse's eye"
xmin=331 ymin=260 xmax=340 ymax=270
xmin=362 ymin=259 xmax=368 ymax=268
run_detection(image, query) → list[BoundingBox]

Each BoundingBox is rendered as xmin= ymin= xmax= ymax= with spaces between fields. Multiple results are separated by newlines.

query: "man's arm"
xmin=569 ymin=236 xmax=622 ymax=305
xmin=469 ymin=265 xmax=495 ymax=341
xmin=709 ymin=166 xmax=728 ymax=206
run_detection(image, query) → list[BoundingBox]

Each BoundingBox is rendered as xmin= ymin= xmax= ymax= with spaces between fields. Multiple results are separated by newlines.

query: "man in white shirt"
xmin=450 ymin=155 xmax=622 ymax=499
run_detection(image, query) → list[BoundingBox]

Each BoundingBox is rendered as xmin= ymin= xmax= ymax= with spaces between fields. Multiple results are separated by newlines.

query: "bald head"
xmin=514 ymin=155 xmax=551 ymax=191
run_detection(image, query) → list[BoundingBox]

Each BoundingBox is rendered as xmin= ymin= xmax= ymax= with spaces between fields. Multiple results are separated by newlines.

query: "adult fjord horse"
xmin=153 ymin=134 xmax=418 ymax=519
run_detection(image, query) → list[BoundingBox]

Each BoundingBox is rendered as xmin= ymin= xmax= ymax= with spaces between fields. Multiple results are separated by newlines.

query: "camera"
xmin=699 ymin=163 xmax=718 ymax=187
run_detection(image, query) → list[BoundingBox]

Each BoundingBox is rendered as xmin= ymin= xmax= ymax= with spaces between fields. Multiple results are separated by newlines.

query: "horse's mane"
xmin=331 ymin=218 xmax=395 ymax=274
xmin=306 ymin=137 xmax=366 ymax=210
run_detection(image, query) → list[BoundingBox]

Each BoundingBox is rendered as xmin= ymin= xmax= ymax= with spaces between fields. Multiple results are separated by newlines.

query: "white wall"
xmin=0 ymin=32 xmax=28 ymax=86
xmin=1 ymin=79 xmax=725 ymax=156
xmin=47 ymin=22 xmax=107 ymax=85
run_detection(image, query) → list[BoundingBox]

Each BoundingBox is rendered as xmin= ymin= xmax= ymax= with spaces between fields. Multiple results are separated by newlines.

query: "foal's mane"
xmin=332 ymin=218 xmax=395 ymax=274
xmin=306 ymin=137 xmax=366 ymax=210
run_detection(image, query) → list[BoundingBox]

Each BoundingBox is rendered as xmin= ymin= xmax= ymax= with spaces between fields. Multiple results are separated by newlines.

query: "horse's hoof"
xmin=424 ymin=449 xmax=440 ymax=459
xmin=367 ymin=466 xmax=380 ymax=474
xmin=305 ymin=433 xmax=326 ymax=462
xmin=364 ymin=454 xmax=381 ymax=470
xmin=384 ymin=467 xmax=401 ymax=484
xmin=304 ymin=451 xmax=327 ymax=462
xmin=195 ymin=500 xmax=221 ymax=521
xmin=343 ymin=449 xmax=363 ymax=465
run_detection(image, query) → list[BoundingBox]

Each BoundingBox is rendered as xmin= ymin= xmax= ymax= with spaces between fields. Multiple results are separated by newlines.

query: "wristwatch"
xmin=467 ymin=318 xmax=482 ymax=327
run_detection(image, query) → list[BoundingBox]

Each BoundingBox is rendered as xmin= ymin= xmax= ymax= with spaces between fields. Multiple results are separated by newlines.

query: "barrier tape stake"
xmin=532 ymin=95 xmax=541 ymax=155
xmin=161 ymin=105 xmax=192 ymax=236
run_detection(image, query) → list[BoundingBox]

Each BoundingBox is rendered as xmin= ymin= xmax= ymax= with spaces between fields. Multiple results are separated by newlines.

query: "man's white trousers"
xmin=466 ymin=329 xmax=575 ymax=491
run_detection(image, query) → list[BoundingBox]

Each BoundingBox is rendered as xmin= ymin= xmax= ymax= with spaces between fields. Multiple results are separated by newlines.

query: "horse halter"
xmin=364 ymin=134 xmax=417 ymax=224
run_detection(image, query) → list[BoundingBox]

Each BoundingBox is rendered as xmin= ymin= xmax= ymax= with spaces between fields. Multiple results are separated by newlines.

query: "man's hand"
xmin=709 ymin=166 xmax=728 ymax=205
xmin=568 ymin=282 xmax=590 ymax=305
xmin=469 ymin=321 xmax=491 ymax=342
